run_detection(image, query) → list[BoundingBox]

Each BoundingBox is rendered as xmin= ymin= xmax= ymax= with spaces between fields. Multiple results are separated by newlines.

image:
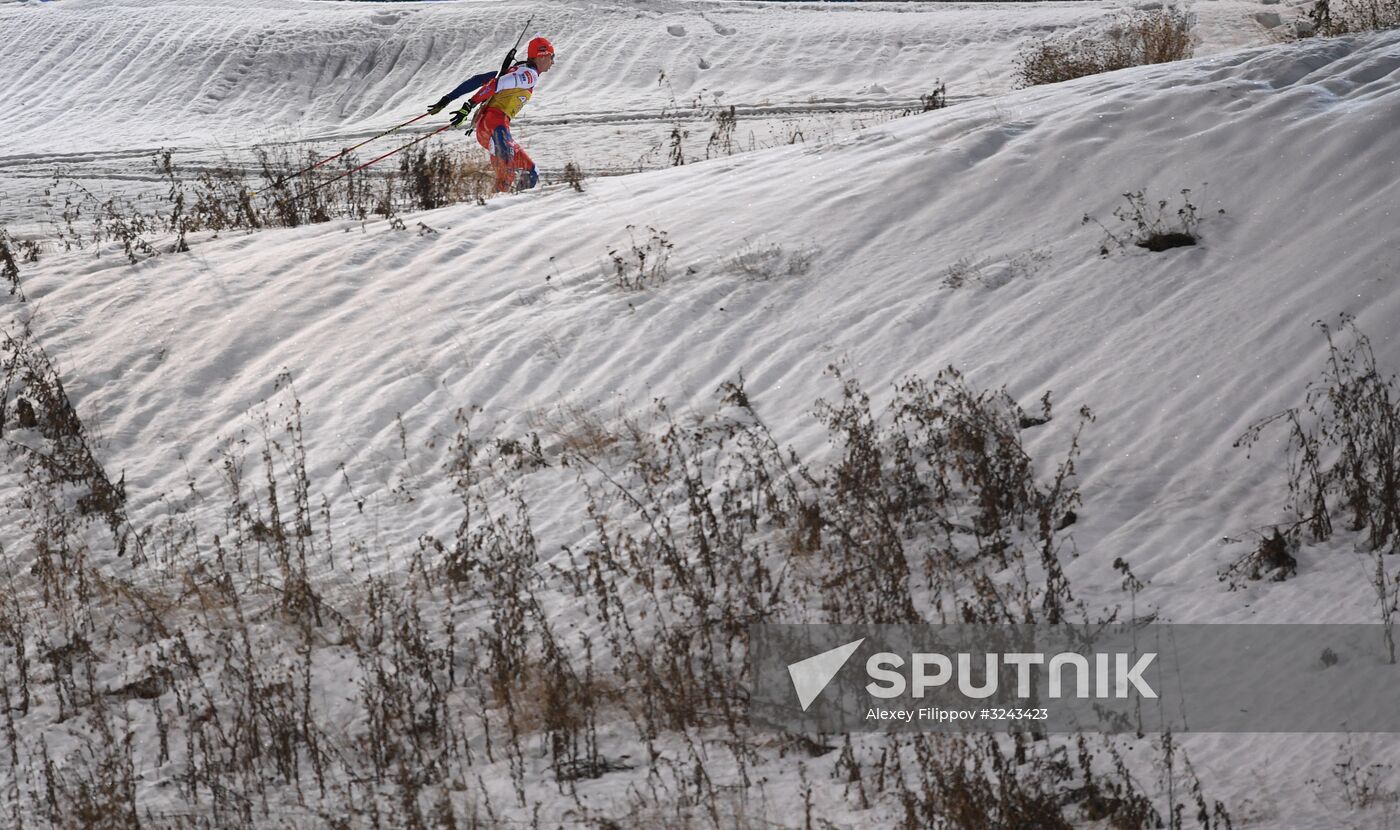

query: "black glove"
xmin=449 ymin=102 xmax=475 ymax=128
xmin=426 ymin=98 xmax=450 ymax=115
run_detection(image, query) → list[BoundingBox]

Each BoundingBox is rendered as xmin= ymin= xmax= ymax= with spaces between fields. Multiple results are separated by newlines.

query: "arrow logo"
xmin=787 ymin=638 xmax=865 ymax=711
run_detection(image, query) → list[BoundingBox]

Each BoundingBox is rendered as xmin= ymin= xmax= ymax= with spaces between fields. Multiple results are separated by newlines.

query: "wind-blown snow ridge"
xmin=15 ymin=29 xmax=1400 ymax=633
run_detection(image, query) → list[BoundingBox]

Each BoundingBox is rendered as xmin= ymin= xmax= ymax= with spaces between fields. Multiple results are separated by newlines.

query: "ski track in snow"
xmin=6 ymin=0 xmax=988 ymax=152
xmin=0 ymin=0 xmax=1295 ymax=233
xmin=0 ymin=1 xmax=1279 ymax=195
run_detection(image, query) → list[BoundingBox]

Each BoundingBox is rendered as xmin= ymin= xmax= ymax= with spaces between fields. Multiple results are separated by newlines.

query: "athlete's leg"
xmin=473 ymin=111 xmax=513 ymax=192
xmin=473 ymin=110 xmax=498 ymax=150
xmin=508 ymin=145 xmax=538 ymax=190
xmin=473 ymin=111 xmax=538 ymax=193
xmin=490 ymin=126 xmax=518 ymax=192
xmin=490 ymin=126 xmax=540 ymax=192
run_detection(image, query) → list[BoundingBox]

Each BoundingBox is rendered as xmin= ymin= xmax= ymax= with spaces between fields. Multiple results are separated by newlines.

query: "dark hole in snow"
xmin=1137 ymin=232 xmax=1197 ymax=252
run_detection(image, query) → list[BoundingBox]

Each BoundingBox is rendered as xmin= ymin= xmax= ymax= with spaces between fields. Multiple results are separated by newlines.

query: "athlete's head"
xmin=527 ymin=37 xmax=555 ymax=73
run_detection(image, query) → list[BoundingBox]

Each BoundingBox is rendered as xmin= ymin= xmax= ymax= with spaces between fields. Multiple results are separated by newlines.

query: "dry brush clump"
xmin=1015 ymin=8 xmax=1196 ymax=88
xmin=1218 ymin=527 xmax=1299 ymax=588
xmin=0 ymin=227 xmax=39 ymax=300
xmin=558 ymin=161 xmax=588 ymax=192
xmin=942 ymin=247 xmax=1052 ymax=290
xmin=1305 ymin=0 xmax=1400 ymax=35
xmin=1 ymin=327 xmax=134 ymax=563
xmin=729 ymin=240 xmax=815 ymax=281
xmin=525 ymin=369 xmax=1229 ymax=828
xmin=919 ymin=81 xmax=949 ymax=113
xmin=43 ymin=142 xmax=496 ymax=266
xmin=1238 ymin=316 xmax=1400 ymax=553
xmin=608 ymin=224 xmax=677 ymax=290
xmin=789 ymin=728 xmax=1226 ymax=830
xmin=0 ymin=359 xmax=494 ymax=827
xmin=1236 ymin=316 xmax=1400 ymax=655
xmin=1086 ymin=188 xmax=1218 ymax=255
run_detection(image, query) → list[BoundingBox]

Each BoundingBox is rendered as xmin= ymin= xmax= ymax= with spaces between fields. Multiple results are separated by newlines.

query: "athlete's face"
xmin=536 ymin=53 xmax=555 ymax=73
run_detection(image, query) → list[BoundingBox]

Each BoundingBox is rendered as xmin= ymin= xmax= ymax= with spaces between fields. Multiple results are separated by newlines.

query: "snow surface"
xmin=0 ymin=0 xmax=1285 ymax=226
xmin=0 ymin=0 xmax=1161 ymax=152
xmin=4 ymin=1 xmax=1400 ymax=827
xmin=15 ymin=20 xmax=1398 ymax=626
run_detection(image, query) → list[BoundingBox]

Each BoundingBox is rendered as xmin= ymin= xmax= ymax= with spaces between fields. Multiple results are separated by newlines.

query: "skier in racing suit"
xmin=426 ymin=37 xmax=556 ymax=193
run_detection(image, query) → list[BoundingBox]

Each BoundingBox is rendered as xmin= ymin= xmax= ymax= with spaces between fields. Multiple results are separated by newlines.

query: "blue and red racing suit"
xmin=465 ymin=62 xmax=542 ymax=192
xmin=436 ymin=64 xmax=543 ymax=192
xmin=434 ymin=70 xmax=500 ymax=109
xmin=434 ymin=65 xmax=543 ymax=192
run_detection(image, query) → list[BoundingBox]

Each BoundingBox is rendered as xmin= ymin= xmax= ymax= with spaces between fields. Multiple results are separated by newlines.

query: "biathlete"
xmin=426 ymin=37 xmax=557 ymax=193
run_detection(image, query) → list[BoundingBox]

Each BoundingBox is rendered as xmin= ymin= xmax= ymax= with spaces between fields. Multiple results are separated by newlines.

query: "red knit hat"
xmin=527 ymin=37 xmax=555 ymax=59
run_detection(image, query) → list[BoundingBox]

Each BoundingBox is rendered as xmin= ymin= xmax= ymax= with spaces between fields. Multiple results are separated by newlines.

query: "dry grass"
xmin=1085 ymin=189 xmax=1209 ymax=255
xmin=729 ymin=241 xmax=814 ymax=281
xmin=0 ymin=273 xmax=1233 ymax=826
xmin=1307 ymin=0 xmax=1400 ymax=34
xmin=560 ymin=161 xmax=587 ymax=192
xmin=1237 ymin=316 xmax=1400 ymax=659
xmin=525 ymin=401 xmax=647 ymax=459
xmin=41 ymin=142 xmax=496 ymax=266
xmin=1015 ymin=8 xmax=1196 ymax=87
xmin=607 ymin=225 xmax=677 ymax=291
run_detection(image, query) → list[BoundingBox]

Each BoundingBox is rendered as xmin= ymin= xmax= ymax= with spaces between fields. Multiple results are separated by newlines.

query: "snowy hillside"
xmin=0 ymin=0 xmax=1286 ymax=226
xmin=2 ymin=1 xmax=1400 ymax=828
xmin=19 ymin=25 xmax=1400 ymax=621
xmin=0 ymin=0 xmax=1268 ymax=152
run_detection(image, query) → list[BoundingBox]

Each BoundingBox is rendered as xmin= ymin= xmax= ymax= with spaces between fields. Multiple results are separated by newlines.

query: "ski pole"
xmin=253 ymin=111 xmax=433 ymax=196
xmin=290 ymin=121 xmax=457 ymax=203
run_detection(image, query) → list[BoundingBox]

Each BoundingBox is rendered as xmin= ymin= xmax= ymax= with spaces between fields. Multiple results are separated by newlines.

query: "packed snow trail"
xmin=0 ymin=0 xmax=1132 ymax=155
xmin=0 ymin=0 xmax=1289 ymax=229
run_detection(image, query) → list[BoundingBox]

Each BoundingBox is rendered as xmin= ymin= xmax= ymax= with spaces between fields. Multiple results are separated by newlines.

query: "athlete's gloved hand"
xmin=448 ymin=102 xmax=475 ymax=128
xmin=426 ymin=98 xmax=450 ymax=115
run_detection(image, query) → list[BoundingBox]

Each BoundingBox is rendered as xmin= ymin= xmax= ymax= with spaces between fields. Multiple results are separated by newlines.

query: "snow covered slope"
xmin=0 ymin=0 xmax=1095 ymax=154
xmin=0 ymin=0 xmax=1292 ymax=227
xmin=5 ymin=5 xmax=1400 ymax=826
xmin=14 ymin=27 xmax=1400 ymax=624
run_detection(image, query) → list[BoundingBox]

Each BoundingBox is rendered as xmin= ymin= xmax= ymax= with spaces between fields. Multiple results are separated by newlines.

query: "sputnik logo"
xmin=787 ymin=638 xmax=865 ymax=711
